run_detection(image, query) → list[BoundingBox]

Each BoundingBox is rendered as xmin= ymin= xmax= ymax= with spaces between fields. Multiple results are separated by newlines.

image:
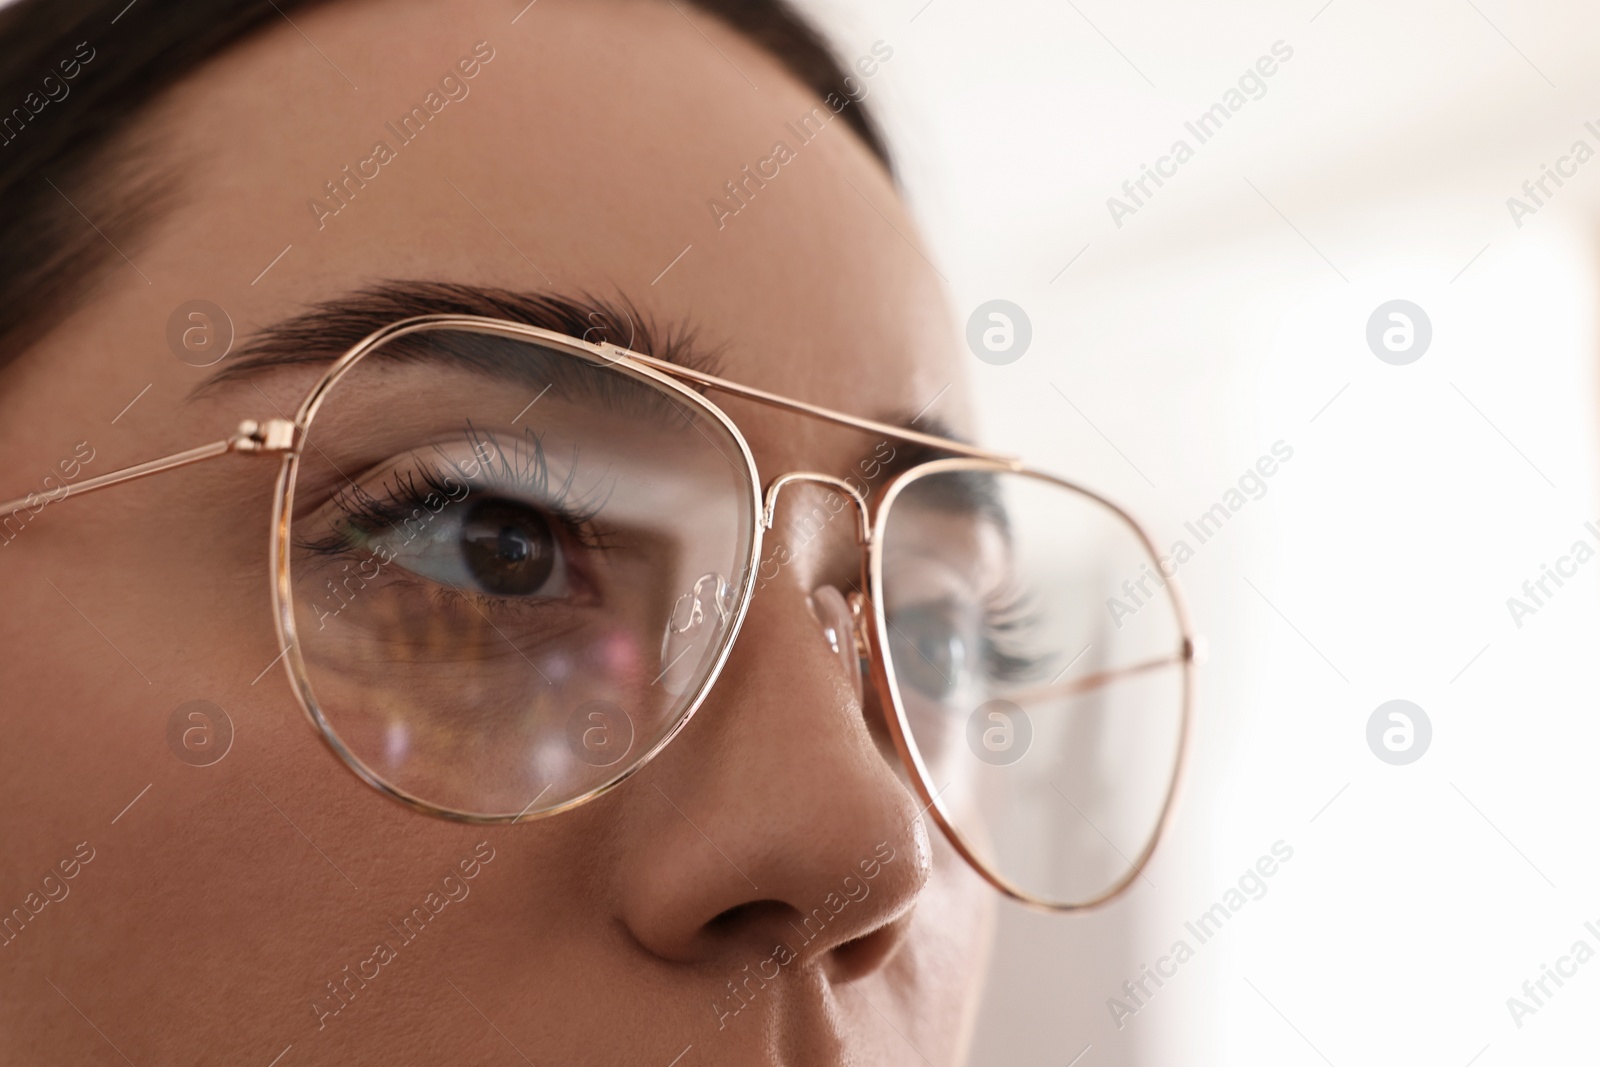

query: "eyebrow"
xmin=201 ymin=278 xmax=1008 ymax=465
xmin=200 ymin=280 xmax=723 ymax=395
xmin=870 ymin=420 xmax=1009 ymax=527
xmin=874 ymin=415 xmax=968 ymax=477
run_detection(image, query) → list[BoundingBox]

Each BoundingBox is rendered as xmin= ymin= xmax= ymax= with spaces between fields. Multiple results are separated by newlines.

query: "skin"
xmin=0 ymin=0 xmax=994 ymax=1063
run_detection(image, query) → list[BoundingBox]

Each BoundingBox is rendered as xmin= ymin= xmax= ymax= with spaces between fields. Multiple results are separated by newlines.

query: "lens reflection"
xmin=287 ymin=327 xmax=756 ymax=818
xmin=878 ymin=465 xmax=1187 ymax=907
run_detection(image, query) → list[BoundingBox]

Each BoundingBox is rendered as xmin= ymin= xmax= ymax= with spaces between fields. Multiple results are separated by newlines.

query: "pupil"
xmin=460 ymin=498 xmax=555 ymax=595
xmin=498 ymin=528 xmax=530 ymax=563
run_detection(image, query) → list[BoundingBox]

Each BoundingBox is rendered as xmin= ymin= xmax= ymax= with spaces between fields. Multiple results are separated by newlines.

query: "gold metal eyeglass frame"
xmin=1 ymin=314 xmax=1196 ymax=912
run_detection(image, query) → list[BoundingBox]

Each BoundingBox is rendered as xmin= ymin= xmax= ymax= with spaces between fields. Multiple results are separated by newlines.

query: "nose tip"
xmin=698 ymin=822 xmax=932 ymax=983
xmin=796 ymin=827 xmax=933 ymax=982
xmin=621 ymin=758 xmax=935 ymax=971
xmin=612 ymin=577 xmax=937 ymax=978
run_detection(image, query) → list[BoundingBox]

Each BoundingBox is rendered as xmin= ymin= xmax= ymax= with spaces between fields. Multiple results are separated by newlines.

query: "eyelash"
xmin=979 ymin=584 xmax=1053 ymax=686
xmin=297 ymin=424 xmax=612 ymax=561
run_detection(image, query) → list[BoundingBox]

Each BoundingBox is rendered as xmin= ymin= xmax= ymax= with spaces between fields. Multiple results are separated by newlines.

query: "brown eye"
xmin=460 ymin=497 xmax=557 ymax=596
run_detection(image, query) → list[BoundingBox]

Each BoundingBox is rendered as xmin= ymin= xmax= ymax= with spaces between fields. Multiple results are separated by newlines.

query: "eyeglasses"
xmin=3 ymin=315 xmax=1194 ymax=911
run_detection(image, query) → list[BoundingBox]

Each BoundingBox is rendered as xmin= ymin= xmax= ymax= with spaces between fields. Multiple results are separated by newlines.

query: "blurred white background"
xmin=796 ymin=1 xmax=1600 ymax=1063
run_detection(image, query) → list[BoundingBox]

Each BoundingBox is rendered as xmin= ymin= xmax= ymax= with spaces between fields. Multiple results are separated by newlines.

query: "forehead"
xmin=102 ymin=0 xmax=965 ymax=465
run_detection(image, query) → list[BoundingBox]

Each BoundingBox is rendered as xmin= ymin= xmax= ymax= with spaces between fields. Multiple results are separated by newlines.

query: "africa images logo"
xmin=306 ymin=41 xmax=497 ymax=230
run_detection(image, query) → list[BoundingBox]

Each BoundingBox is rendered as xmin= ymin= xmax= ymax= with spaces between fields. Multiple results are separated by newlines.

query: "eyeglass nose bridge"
xmin=760 ymin=471 xmax=872 ymax=546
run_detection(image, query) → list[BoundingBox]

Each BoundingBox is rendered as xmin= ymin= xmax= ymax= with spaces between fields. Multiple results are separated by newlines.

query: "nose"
xmin=612 ymin=573 xmax=931 ymax=985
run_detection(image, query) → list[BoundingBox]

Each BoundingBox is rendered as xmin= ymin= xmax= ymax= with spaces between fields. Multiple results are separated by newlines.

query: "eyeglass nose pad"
xmin=807 ymin=585 xmax=865 ymax=703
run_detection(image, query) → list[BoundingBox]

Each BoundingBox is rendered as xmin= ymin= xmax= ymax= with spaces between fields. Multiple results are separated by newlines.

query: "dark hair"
xmin=0 ymin=0 xmax=891 ymax=364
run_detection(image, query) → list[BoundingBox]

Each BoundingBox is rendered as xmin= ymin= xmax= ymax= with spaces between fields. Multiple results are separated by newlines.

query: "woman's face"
xmin=0 ymin=0 xmax=993 ymax=1062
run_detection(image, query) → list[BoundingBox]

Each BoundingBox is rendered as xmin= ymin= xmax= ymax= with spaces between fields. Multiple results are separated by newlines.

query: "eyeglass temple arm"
xmin=1004 ymin=641 xmax=1199 ymax=705
xmin=0 ymin=418 xmax=296 ymax=517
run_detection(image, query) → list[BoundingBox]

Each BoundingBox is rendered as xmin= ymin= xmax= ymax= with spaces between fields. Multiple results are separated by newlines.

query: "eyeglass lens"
xmin=287 ymin=328 xmax=756 ymax=817
xmin=878 ymin=469 xmax=1186 ymax=906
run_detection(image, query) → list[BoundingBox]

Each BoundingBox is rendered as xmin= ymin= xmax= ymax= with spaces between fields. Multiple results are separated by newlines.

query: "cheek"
xmin=0 ymin=474 xmax=557 ymax=1055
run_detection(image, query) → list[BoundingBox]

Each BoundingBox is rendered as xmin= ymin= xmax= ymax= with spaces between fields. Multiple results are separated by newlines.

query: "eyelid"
xmin=294 ymin=426 xmax=605 ymax=561
xmin=368 ymin=498 xmax=577 ymax=603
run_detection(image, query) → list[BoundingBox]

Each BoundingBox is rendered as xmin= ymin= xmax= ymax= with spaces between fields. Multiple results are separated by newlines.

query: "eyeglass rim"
xmin=267 ymin=316 xmax=770 ymax=825
xmin=260 ymin=314 xmax=1194 ymax=912
xmin=863 ymin=457 xmax=1197 ymax=913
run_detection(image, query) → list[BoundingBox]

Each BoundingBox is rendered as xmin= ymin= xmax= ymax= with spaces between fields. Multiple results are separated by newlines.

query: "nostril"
xmin=827 ymin=914 xmax=911 ymax=981
xmin=705 ymin=898 xmax=788 ymax=938
xmin=700 ymin=897 xmax=913 ymax=982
